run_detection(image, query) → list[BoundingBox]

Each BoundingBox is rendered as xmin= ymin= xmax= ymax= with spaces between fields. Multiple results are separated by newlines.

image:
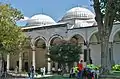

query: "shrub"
xmin=112 ymin=64 xmax=120 ymax=71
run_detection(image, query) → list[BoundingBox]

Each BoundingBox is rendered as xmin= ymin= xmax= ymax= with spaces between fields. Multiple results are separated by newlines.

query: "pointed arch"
xmin=34 ymin=36 xmax=47 ymax=46
xmin=88 ymin=30 xmax=98 ymax=43
xmin=48 ymin=34 xmax=63 ymax=46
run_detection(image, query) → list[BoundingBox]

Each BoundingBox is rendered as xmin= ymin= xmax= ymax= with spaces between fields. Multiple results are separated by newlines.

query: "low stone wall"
xmin=99 ymin=75 xmax=120 ymax=79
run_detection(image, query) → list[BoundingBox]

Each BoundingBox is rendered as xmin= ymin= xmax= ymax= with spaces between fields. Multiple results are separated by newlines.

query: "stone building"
xmin=6 ymin=7 xmax=120 ymax=73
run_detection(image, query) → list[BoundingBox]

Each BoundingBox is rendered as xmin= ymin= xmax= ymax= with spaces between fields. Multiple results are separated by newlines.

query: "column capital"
xmin=109 ymin=42 xmax=113 ymax=47
xmin=31 ymin=45 xmax=36 ymax=51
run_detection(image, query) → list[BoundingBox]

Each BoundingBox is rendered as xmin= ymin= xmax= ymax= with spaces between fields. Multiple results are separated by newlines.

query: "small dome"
xmin=27 ymin=14 xmax=56 ymax=26
xmin=61 ymin=7 xmax=95 ymax=21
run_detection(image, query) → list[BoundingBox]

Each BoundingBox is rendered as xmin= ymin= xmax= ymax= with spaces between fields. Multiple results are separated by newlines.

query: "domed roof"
xmin=27 ymin=14 xmax=56 ymax=26
xmin=61 ymin=7 xmax=95 ymax=21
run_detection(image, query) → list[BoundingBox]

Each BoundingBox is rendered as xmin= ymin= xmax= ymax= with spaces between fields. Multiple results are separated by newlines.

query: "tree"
xmin=0 ymin=3 xmax=25 ymax=54
xmin=92 ymin=0 xmax=120 ymax=74
xmin=0 ymin=3 xmax=25 ymax=73
xmin=48 ymin=42 xmax=82 ymax=73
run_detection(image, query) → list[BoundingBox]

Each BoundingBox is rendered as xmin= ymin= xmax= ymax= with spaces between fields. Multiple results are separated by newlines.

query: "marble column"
xmin=83 ymin=45 xmax=90 ymax=64
xmin=32 ymin=45 xmax=36 ymax=72
xmin=19 ymin=52 xmax=22 ymax=72
xmin=7 ymin=54 xmax=10 ymax=72
xmin=86 ymin=47 xmax=90 ymax=64
xmin=47 ymin=58 xmax=51 ymax=74
xmin=47 ymin=46 xmax=51 ymax=74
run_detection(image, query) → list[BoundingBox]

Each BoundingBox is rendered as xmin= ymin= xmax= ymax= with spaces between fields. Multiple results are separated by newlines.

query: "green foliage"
xmin=0 ymin=3 xmax=25 ymax=54
xmin=87 ymin=64 xmax=101 ymax=70
xmin=112 ymin=64 xmax=120 ymax=71
xmin=95 ymin=0 xmax=120 ymax=21
xmin=114 ymin=0 xmax=120 ymax=21
xmin=18 ymin=37 xmax=31 ymax=53
xmin=48 ymin=43 xmax=82 ymax=64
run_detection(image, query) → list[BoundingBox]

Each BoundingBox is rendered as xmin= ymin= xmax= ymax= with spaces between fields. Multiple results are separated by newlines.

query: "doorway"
xmin=24 ymin=62 xmax=28 ymax=72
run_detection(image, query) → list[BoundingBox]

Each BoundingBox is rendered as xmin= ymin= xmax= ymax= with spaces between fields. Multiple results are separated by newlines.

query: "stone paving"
xmin=6 ymin=71 xmax=53 ymax=79
xmin=1 ymin=74 xmax=52 ymax=79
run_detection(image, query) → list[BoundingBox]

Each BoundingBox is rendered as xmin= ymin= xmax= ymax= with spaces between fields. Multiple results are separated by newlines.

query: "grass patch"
xmin=111 ymin=71 xmax=120 ymax=76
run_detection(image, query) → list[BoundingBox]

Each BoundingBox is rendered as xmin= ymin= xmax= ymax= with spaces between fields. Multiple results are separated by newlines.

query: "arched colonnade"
xmin=6 ymin=23 xmax=120 ymax=73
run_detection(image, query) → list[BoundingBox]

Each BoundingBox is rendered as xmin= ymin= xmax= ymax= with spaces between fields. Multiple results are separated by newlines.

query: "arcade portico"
xmin=6 ymin=7 xmax=120 ymax=73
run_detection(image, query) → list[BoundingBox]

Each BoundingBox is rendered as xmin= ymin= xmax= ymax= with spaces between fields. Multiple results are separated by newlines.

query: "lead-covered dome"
xmin=59 ymin=7 xmax=97 ymax=28
xmin=61 ymin=7 xmax=95 ymax=21
xmin=27 ymin=14 xmax=56 ymax=26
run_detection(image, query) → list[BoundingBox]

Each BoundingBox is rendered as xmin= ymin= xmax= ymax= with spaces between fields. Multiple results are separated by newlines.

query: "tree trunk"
xmin=101 ymin=35 xmax=111 ymax=74
xmin=93 ymin=0 xmax=116 ymax=74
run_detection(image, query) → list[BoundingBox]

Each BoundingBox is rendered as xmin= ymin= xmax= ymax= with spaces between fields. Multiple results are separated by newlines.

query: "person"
xmin=89 ymin=57 xmax=93 ymax=64
xmin=77 ymin=60 xmax=84 ymax=79
xmin=3 ymin=61 xmax=7 ymax=78
xmin=74 ymin=66 xmax=79 ymax=77
xmin=94 ymin=68 xmax=99 ymax=79
xmin=40 ymin=68 xmax=43 ymax=76
xmin=52 ymin=67 xmax=55 ymax=74
xmin=58 ymin=68 xmax=61 ymax=75
xmin=30 ymin=66 xmax=34 ymax=79
xmin=15 ymin=66 xmax=18 ymax=74
xmin=28 ymin=69 xmax=31 ymax=78
xmin=69 ymin=66 xmax=75 ymax=78
xmin=43 ymin=67 xmax=46 ymax=76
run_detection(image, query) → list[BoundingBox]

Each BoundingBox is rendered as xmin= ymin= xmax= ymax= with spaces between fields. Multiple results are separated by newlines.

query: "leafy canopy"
xmin=48 ymin=43 xmax=82 ymax=64
xmin=93 ymin=0 xmax=120 ymax=23
xmin=0 ymin=3 xmax=25 ymax=54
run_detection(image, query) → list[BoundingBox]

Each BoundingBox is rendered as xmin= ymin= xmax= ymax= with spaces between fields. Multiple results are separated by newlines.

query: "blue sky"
xmin=0 ymin=0 xmax=93 ymax=26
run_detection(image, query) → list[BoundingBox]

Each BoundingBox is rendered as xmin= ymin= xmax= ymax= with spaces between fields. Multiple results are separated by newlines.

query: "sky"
xmin=0 ymin=0 xmax=93 ymax=26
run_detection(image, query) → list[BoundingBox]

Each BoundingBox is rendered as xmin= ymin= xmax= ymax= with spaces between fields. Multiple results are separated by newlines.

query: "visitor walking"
xmin=29 ymin=66 xmax=34 ymax=79
xmin=3 ymin=61 xmax=7 ymax=78
xmin=69 ymin=66 xmax=75 ymax=78
xmin=52 ymin=67 xmax=55 ymax=74
xmin=40 ymin=68 xmax=43 ymax=76
xmin=15 ymin=66 xmax=18 ymax=74
xmin=58 ymin=68 xmax=61 ymax=75
xmin=77 ymin=60 xmax=84 ymax=79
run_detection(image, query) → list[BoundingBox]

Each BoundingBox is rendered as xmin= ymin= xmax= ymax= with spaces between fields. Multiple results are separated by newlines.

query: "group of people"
xmin=28 ymin=66 xmax=34 ymax=79
xmin=40 ymin=67 xmax=46 ymax=76
xmin=28 ymin=66 xmax=46 ymax=79
xmin=52 ymin=67 xmax=62 ymax=75
xmin=69 ymin=60 xmax=99 ymax=79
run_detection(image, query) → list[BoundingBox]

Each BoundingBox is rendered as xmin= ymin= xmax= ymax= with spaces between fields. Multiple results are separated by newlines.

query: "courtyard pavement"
xmin=6 ymin=71 xmax=52 ymax=79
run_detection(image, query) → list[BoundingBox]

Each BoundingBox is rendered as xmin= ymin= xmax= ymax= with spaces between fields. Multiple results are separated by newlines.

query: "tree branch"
xmin=93 ymin=0 xmax=104 ymax=42
xmin=93 ymin=0 xmax=103 ymax=27
xmin=104 ymin=0 xmax=116 ymax=36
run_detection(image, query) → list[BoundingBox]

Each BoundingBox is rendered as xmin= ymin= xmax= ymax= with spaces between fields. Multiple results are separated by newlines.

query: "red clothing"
xmin=77 ymin=63 xmax=83 ymax=71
